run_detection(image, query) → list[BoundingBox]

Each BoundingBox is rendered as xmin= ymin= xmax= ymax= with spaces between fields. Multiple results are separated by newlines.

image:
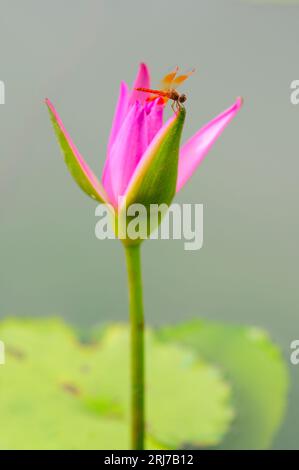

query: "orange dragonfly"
xmin=135 ymin=66 xmax=195 ymax=112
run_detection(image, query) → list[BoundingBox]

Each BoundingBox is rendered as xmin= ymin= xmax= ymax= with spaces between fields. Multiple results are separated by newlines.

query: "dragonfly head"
xmin=179 ymin=94 xmax=187 ymax=104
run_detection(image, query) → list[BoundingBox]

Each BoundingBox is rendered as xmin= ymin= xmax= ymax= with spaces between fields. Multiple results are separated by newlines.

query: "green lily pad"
xmin=85 ymin=325 xmax=232 ymax=448
xmin=0 ymin=318 xmax=232 ymax=450
xmin=159 ymin=320 xmax=289 ymax=449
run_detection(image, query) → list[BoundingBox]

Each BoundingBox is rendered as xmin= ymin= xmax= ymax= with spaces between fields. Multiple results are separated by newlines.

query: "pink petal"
xmin=102 ymin=81 xmax=129 ymax=189
xmin=145 ymin=98 xmax=164 ymax=144
xmin=102 ymin=102 xmax=148 ymax=207
xmin=129 ymin=62 xmax=150 ymax=105
xmin=107 ymin=81 xmax=129 ymax=153
xmin=176 ymin=97 xmax=243 ymax=192
xmin=45 ymin=98 xmax=108 ymax=203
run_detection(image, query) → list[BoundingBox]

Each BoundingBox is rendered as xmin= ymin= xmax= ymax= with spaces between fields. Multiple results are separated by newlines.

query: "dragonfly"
xmin=135 ymin=66 xmax=195 ymax=112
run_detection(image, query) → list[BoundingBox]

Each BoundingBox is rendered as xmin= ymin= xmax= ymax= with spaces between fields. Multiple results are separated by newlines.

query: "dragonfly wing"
xmin=144 ymin=66 xmax=194 ymax=103
xmin=159 ymin=66 xmax=179 ymax=90
xmin=172 ymin=68 xmax=195 ymax=88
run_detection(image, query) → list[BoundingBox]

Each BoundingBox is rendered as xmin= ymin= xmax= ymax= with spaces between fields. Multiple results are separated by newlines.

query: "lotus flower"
xmin=45 ymin=63 xmax=243 ymax=450
xmin=46 ymin=63 xmax=242 ymax=215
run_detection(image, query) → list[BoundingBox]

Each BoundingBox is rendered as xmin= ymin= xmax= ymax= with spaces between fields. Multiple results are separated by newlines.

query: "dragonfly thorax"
xmin=168 ymin=89 xmax=187 ymax=104
xmin=169 ymin=89 xmax=180 ymax=100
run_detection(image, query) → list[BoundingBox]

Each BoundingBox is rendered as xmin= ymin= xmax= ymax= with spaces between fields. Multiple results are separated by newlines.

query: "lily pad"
xmin=85 ymin=325 xmax=232 ymax=448
xmin=159 ymin=320 xmax=289 ymax=449
xmin=0 ymin=318 xmax=232 ymax=449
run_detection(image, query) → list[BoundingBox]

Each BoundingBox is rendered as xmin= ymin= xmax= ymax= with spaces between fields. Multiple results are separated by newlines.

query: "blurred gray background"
xmin=0 ymin=0 xmax=298 ymax=448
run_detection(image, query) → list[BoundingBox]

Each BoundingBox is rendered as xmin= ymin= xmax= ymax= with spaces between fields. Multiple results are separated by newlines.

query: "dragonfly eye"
xmin=179 ymin=94 xmax=187 ymax=103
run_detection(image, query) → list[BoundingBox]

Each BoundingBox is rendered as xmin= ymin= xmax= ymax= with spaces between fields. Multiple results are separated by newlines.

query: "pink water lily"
xmin=45 ymin=63 xmax=243 ymax=450
xmin=46 ymin=63 xmax=242 ymax=210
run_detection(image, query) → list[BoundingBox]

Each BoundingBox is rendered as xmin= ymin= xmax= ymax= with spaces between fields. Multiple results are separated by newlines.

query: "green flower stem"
xmin=124 ymin=243 xmax=145 ymax=450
